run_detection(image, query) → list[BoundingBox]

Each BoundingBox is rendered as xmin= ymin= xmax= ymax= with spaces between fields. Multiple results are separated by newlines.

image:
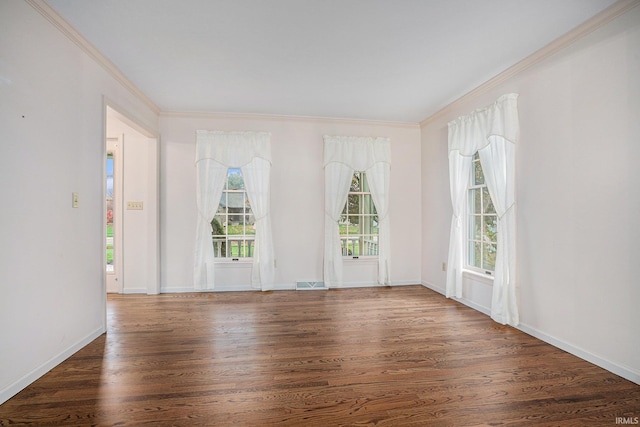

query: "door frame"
xmin=103 ymin=98 xmax=160 ymax=297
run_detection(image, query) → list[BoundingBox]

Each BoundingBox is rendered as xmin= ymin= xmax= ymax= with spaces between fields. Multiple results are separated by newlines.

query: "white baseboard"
xmin=517 ymin=323 xmax=640 ymax=385
xmin=420 ymin=281 xmax=639 ymax=385
xmin=122 ymin=287 xmax=148 ymax=294
xmin=162 ymin=281 xmax=422 ymax=293
xmin=421 ymin=280 xmax=445 ymax=295
xmin=391 ymin=280 xmax=422 ymax=286
xmin=0 ymin=326 xmax=105 ymax=405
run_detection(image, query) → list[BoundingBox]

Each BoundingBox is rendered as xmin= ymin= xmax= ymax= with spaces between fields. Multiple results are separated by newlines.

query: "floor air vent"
xmin=296 ymin=281 xmax=326 ymax=290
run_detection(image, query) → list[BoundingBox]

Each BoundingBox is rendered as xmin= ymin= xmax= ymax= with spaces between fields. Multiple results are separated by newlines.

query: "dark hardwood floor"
xmin=1 ymin=286 xmax=638 ymax=426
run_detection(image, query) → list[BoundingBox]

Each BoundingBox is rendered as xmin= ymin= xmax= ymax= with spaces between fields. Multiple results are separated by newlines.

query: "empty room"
xmin=0 ymin=0 xmax=638 ymax=425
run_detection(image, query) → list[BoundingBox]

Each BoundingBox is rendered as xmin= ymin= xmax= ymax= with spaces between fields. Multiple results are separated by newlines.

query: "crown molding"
xmin=419 ymin=0 xmax=640 ymax=127
xmin=160 ymin=110 xmax=420 ymax=129
xmin=26 ymin=0 xmax=161 ymax=115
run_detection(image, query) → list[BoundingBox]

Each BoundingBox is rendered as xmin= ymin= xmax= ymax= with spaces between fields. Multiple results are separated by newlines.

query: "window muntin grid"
xmin=467 ymin=153 xmax=497 ymax=273
xmin=211 ymin=168 xmax=255 ymax=258
xmin=340 ymin=172 xmax=379 ymax=258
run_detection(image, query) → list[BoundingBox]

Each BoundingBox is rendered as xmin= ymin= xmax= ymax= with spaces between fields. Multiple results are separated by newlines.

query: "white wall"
xmin=0 ymin=1 xmax=158 ymax=403
xmin=421 ymin=5 xmax=640 ymax=383
xmin=159 ymin=114 xmax=421 ymax=291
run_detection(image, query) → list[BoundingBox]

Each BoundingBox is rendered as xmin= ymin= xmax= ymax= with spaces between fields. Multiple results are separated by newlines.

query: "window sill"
xmin=343 ymin=257 xmax=378 ymax=264
xmin=214 ymin=259 xmax=253 ymax=267
xmin=463 ymin=269 xmax=494 ymax=285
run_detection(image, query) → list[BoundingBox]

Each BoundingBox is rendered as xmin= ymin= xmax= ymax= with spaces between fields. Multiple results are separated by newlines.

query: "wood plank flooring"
xmin=1 ymin=286 xmax=638 ymax=426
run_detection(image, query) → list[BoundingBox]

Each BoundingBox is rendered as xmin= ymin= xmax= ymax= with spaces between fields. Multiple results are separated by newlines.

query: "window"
xmin=467 ymin=153 xmax=497 ymax=273
xmin=211 ymin=168 xmax=255 ymax=258
xmin=340 ymin=171 xmax=379 ymax=257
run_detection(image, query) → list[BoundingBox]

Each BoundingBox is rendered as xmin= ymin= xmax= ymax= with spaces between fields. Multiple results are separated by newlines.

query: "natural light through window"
xmin=211 ymin=168 xmax=255 ymax=258
xmin=467 ymin=152 xmax=497 ymax=273
xmin=106 ymin=153 xmax=114 ymax=272
xmin=340 ymin=172 xmax=379 ymax=257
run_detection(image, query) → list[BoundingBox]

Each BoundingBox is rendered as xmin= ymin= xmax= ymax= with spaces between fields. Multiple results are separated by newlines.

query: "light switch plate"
xmin=72 ymin=192 xmax=79 ymax=208
xmin=126 ymin=201 xmax=143 ymax=210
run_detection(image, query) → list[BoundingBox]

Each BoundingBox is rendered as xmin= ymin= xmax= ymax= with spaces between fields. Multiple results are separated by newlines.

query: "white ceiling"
xmin=48 ymin=0 xmax=618 ymax=122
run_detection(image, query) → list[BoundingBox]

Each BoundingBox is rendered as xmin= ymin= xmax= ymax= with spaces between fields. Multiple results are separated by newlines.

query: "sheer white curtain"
xmin=323 ymin=162 xmax=354 ymax=287
xmin=194 ymin=159 xmax=228 ymax=291
xmin=194 ymin=130 xmax=273 ymax=291
xmin=241 ymin=157 xmax=275 ymax=290
xmin=367 ymin=161 xmax=391 ymax=284
xmin=446 ymin=93 xmax=519 ymax=326
xmin=323 ymin=135 xmax=391 ymax=287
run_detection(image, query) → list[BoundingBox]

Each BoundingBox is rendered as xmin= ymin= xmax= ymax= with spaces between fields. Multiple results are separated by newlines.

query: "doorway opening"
xmin=104 ymin=102 xmax=159 ymax=295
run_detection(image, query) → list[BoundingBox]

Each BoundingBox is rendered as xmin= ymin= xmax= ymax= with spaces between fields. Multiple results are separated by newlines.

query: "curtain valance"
xmin=323 ymin=135 xmax=391 ymax=171
xmin=196 ymin=130 xmax=272 ymax=167
xmin=448 ymin=93 xmax=519 ymax=156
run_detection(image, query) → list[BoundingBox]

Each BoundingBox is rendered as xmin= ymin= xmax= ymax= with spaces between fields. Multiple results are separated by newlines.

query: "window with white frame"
xmin=340 ymin=171 xmax=379 ymax=257
xmin=211 ymin=168 xmax=255 ymax=258
xmin=467 ymin=152 xmax=497 ymax=273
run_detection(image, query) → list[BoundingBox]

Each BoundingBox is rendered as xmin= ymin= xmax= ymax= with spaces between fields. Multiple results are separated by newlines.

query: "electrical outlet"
xmin=126 ymin=201 xmax=143 ymax=210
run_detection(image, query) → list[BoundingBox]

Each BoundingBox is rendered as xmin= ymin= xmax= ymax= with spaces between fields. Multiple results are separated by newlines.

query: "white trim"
xmin=161 ymin=110 xmax=419 ymax=128
xmin=423 ymin=280 xmax=491 ymax=314
xmin=391 ymin=280 xmax=422 ymax=286
xmin=343 ymin=256 xmax=379 ymax=264
xmin=162 ymin=282 xmax=420 ymax=293
xmin=122 ymin=288 xmax=149 ymax=294
xmin=454 ymin=295 xmax=491 ymax=317
xmin=329 ymin=281 xmax=383 ymax=289
xmin=462 ymin=269 xmax=494 ymax=285
xmin=421 ymin=280 xmax=446 ymax=295
xmin=420 ymin=281 xmax=639 ymax=385
xmin=26 ymin=0 xmax=160 ymax=115
xmin=518 ymin=323 xmax=640 ymax=385
xmin=214 ymin=259 xmax=254 ymax=266
xmin=104 ymin=97 xmax=159 ymax=138
xmin=420 ymin=0 xmax=640 ymax=127
xmin=0 ymin=326 xmax=105 ymax=405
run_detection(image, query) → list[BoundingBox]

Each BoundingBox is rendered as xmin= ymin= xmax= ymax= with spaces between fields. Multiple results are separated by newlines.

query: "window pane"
xmin=246 ymin=214 xmax=256 ymax=234
xmin=473 ymin=160 xmax=484 ymax=185
xmin=470 ymin=214 xmax=481 ymax=240
xmin=351 ymin=172 xmax=361 ymax=192
xmin=483 ymin=187 xmax=495 ymax=214
xmin=483 ymin=243 xmax=496 ymax=271
xmin=469 ymin=241 xmax=482 ymax=268
xmin=344 ymin=237 xmax=358 ymax=256
xmin=351 ymin=238 xmax=360 ymax=256
xmin=348 ymin=194 xmax=359 ymax=215
xmin=361 ymin=173 xmax=369 ymax=192
xmin=339 ymin=215 xmax=348 ymax=235
xmin=363 ymin=235 xmax=378 ymax=256
xmin=227 ymin=168 xmax=244 ymax=190
xmin=340 ymin=238 xmax=348 ymax=256
xmin=363 ymin=194 xmax=375 ymax=214
xmin=218 ymin=192 xmax=228 ymax=214
xmin=483 ymin=215 xmax=497 ymax=243
xmin=469 ymin=188 xmax=481 ymax=214
xmin=211 ymin=216 xmax=225 ymax=236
